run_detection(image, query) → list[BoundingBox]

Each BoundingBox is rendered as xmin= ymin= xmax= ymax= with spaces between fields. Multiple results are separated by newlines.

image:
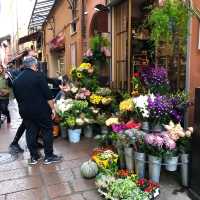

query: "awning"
xmin=107 ymin=0 xmax=123 ymax=7
xmin=28 ymin=0 xmax=56 ymax=32
xmin=49 ymin=32 xmax=65 ymax=50
xmin=0 ymin=35 xmax=11 ymax=43
xmin=18 ymin=32 xmax=41 ymax=45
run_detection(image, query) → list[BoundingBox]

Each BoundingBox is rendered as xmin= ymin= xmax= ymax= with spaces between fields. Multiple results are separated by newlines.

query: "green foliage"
xmin=148 ymin=0 xmax=190 ymax=45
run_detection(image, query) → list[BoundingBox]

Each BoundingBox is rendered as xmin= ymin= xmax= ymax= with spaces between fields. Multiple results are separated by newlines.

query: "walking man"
xmin=13 ymin=56 xmax=62 ymax=165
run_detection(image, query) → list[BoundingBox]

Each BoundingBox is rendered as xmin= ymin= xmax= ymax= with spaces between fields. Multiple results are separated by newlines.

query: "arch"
xmin=89 ymin=5 xmax=108 ymax=37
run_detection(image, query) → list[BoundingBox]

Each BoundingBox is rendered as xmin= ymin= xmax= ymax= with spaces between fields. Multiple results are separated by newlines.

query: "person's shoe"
xmin=43 ymin=154 xmax=63 ymax=165
xmin=28 ymin=156 xmax=43 ymax=166
xmin=9 ymin=143 xmax=24 ymax=153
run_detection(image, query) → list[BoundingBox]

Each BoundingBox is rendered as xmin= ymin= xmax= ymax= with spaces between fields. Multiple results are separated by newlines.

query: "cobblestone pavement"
xmin=0 ymin=101 xmax=192 ymax=200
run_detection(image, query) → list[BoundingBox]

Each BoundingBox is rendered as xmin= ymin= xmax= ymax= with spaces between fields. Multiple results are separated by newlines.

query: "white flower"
xmin=133 ymin=95 xmax=149 ymax=119
xmin=76 ymin=118 xmax=85 ymax=126
xmin=71 ymin=87 xmax=78 ymax=93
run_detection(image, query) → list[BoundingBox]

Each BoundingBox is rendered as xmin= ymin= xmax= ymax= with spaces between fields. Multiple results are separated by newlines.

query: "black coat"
xmin=13 ymin=68 xmax=53 ymax=120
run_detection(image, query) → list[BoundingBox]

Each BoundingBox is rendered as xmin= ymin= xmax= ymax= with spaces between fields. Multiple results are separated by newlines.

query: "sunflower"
xmin=76 ymin=72 xmax=82 ymax=78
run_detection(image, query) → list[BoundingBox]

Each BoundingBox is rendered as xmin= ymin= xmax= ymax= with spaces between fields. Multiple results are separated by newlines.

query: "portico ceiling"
xmin=28 ymin=0 xmax=55 ymax=32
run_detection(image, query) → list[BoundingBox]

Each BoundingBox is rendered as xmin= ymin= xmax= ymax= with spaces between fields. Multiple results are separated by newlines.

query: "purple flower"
xmin=112 ymin=124 xmax=127 ymax=133
xmin=147 ymin=95 xmax=173 ymax=123
xmin=141 ymin=67 xmax=169 ymax=86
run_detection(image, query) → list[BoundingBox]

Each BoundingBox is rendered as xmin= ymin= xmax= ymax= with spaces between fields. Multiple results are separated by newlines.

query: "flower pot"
xmin=134 ymin=152 xmax=146 ymax=178
xmin=148 ymin=155 xmax=162 ymax=183
xmin=164 ymin=156 xmax=178 ymax=172
xmin=151 ymin=123 xmax=162 ymax=133
xmin=60 ymin=126 xmax=67 ymax=139
xmin=181 ymin=154 xmax=189 ymax=187
xmin=117 ymin=145 xmax=126 ymax=169
xmin=52 ymin=125 xmax=60 ymax=137
xmin=141 ymin=121 xmax=150 ymax=133
xmin=124 ymin=147 xmax=134 ymax=171
xmin=68 ymin=129 xmax=81 ymax=143
xmin=83 ymin=125 xmax=93 ymax=138
xmin=101 ymin=125 xmax=108 ymax=134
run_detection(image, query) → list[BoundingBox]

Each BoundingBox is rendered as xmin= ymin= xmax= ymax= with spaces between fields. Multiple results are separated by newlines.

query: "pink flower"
xmin=86 ymin=49 xmax=93 ymax=57
xmin=164 ymin=138 xmax=176 ymax=150
xmin=145 ymin=134 xmax=155 ymax=145
xmin=154 ymin=136 xmax=164 ymax=147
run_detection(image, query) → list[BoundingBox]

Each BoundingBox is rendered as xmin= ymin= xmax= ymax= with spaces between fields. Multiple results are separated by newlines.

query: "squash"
xmin=80 ymin=160 xmax=98 ymax=179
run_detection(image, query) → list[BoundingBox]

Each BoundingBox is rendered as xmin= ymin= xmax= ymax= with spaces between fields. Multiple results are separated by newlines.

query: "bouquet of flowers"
xmin=119 ymin=98 xmax=135 ymax=113
xmin=133 ymin=95 xmax=150 ymax=121
xmin=59 ymin=100 xmax=90 ymax=129
xmin=164 ymin=121 xmax=193 ymax=153
xmin=137 ymin=178 xmax=160 ymax=198
xmin=92 ymin=150 xmax=118 ymax=171
xmin=147 ymin=95 xmax=173 ymax=124
xmin=170 ymin=91 xmax=191 ymax=123
xmin=141 ymin=67 xmax=169 ymax=94
xmin=75 ymin=88 xmax=91 ymax=100
xmin=71 ymin=62 xmax=99 ymax=91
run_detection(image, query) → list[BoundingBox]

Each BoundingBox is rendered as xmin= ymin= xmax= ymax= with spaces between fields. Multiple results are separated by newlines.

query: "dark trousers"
xmin=0 ymin=99 xmax=10 ymax=123
xmin=24 ymin=117 xmax=53 ymax=159
xmin=11 ymin=120 xmax=26 ymax=145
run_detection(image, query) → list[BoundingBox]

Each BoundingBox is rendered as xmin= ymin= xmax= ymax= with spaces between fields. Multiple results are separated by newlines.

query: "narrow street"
xmin=0 ymin=101 xmax=192 ymax=200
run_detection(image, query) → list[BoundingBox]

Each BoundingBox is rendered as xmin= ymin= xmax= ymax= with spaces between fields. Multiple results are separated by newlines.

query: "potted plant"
xmin=144 ymin=133 xmax=164 ymax=183
xmin=161 ymin=132 xmax=178 ymax=172
xmin=62 ymin=100 xmax=89 ymax=143
xmin=133 ymin=137 xmax=147 ymax=179
xmin=133 ymin=95 xmax=150 ymax=132
xmin=147 ymin=94 xmax=173 ymax=132
xmin=164 ymin=121 xmax=193 ymax=186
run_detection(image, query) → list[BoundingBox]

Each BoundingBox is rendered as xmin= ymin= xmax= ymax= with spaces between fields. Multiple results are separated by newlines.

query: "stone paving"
xmin=0 ymin=100 xmax=192 ymax=200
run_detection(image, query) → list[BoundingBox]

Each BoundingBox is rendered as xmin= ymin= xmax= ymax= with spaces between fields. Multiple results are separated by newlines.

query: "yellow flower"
xmin=78 ymin=63 xmax=92 ymax=71
xmin=90 ymin=94 xmax=103 ymax=104
xmin=76 ymin=72 xmax=82 ymax=78
xmin=105 ymin=117 xmax=119 ymax=126
xmin=119 ymin=98 xmax=134 ymax=112
xmin=102 ymin=97 xmax=112 ymax=105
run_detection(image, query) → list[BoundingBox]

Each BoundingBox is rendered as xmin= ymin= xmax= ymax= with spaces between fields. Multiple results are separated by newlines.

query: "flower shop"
xmin=54 ymin=1 xmax=195 ymax=199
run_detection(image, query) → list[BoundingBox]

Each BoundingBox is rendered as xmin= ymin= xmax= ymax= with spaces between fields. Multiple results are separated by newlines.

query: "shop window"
xmin=70 ymin=21 xmax=77 ymax=34
xmin=57 ymin=53 xmax=65 ymax=76
xmin=70 ymin=42 xmax=77 ymax=67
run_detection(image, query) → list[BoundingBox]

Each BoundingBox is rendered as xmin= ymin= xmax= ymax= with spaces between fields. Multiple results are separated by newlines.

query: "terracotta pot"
xmin=52 ymin=125 xmax=60 ymax=137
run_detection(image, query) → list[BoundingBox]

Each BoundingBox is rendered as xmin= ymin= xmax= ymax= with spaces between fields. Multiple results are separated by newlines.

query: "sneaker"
xmin=43 ymin=154 xmax=63 ymax=165
xmin=9 ymin=143 xmax=24 ymax=153
xmin=28 ymin=155 xmax=43 ymax=166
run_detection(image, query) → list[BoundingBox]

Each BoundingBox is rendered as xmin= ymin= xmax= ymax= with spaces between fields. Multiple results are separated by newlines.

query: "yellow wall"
xmin=43 ymin=0 xmax=83 ymax=78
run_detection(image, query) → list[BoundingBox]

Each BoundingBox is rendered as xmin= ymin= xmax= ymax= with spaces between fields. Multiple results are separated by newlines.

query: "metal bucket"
xmin=117 ymin=145 xmax=126 ymax=169
xmin=164 ymin=156 xmax=179 ymax=172
xmin=134 ymin=152 xmax=146 ymax=178
xmin=181 ymin=154 xmax=189 ymax=187
xmin=84 ymin=125 xmax=93 ymax=138
xmin=124 ymin=147 xmax=134 ymax=171
xmin=60 ymin=126 xmax=67 ymax=139
xmin=148 ymin=155 xmax=162 ymax=183
xmin=141 ymin=121 xmax=150 ymax=133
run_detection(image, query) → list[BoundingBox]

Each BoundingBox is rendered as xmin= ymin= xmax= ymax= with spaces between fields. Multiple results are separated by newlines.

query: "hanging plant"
xmin=147 ymin=0 xmax=191 ymax=45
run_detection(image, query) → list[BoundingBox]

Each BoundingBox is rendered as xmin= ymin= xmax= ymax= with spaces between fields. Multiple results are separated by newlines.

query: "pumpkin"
xmin=80 ymin=160 xmax=98 ymax=179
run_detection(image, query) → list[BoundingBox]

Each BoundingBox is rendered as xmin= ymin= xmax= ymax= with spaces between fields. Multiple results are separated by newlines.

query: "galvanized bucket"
xmin=148 ymin=155 xmax=162 ymax=183
xmin=124 ymin=147 xmax=134 ymax=171
xmin=134 ymin=152 xmax=146 ymax=178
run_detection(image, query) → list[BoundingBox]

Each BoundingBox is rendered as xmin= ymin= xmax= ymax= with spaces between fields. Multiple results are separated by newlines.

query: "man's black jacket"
xmin=13 ymin=68 xmax=53 ymax=120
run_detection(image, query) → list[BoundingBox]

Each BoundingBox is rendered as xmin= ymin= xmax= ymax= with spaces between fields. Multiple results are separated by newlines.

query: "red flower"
xmin=133 ymin=72 xmax=140 ymax=77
